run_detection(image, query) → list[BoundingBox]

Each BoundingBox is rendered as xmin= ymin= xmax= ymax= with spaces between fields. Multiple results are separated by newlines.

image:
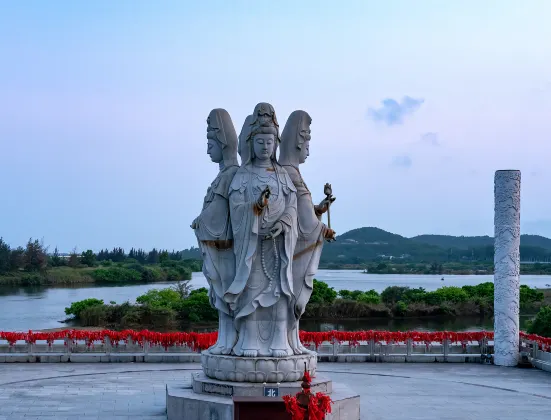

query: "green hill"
xmin=410 ymin=234 xmax=493 ymax=249
xmin=411 ymin=233 xmax=551 ymax=251
xmin=318 ymin=227 xmax=551 ymax=266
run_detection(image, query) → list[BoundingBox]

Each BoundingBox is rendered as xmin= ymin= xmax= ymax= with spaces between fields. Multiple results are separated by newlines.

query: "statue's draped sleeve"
xmin=194 ymin=165 xmax=239 ymax=314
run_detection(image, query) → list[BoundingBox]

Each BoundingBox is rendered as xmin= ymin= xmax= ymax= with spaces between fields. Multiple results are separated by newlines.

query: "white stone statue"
xmin=191 ymin=108 xmax=240 ymax=355
xmin=223 ymin=102 xmax=299 ymax=358
xmin=279 ymin=110 xmax=336 ymax=355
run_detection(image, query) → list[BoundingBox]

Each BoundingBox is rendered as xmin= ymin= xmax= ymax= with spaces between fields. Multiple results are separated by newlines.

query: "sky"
xmin=1 ymin=0 xmax=551 ymax=252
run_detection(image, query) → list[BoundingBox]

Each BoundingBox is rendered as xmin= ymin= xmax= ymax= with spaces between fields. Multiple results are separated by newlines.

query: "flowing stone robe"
xmin=224 ymin=162 xmax=299 ymax=356
xmin=194 ymin=108 xmax=240 ymax=354
xmin=279 ymin=110 xmax=327 ymax=354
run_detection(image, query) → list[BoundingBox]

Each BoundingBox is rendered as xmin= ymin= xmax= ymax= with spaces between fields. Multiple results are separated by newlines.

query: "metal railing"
xmin=0 ymin=336 xmax=494 ymax=363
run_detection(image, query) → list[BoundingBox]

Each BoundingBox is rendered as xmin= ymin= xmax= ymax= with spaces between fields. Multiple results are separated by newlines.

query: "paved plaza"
xmin=0 ymin=363 xmax=550 ymax=419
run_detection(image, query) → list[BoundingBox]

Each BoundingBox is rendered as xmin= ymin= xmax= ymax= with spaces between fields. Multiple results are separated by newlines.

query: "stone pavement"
xmin=0 ymin=363 xmax=550 ymax=419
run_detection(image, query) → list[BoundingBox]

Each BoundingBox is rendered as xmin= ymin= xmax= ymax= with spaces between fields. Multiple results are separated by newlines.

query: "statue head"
xmin=238 ymin=114 xmax=254 ymax=165
xmin=279 ymin=110 xmax=312 ymax=166
xmin=250 ymin=102 xmax=279 ymax=134
xmin=206 ymin=108 xmax=239 ymax=167
xmin=243 ymin=103 xmax=280 ymax=164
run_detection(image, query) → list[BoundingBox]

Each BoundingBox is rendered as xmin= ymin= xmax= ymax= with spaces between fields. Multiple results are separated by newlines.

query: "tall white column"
xmin=493 ymin=170 xmax=521 ymax=367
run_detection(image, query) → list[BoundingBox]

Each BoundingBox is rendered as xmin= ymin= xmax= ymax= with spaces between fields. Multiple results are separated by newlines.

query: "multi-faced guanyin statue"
xmin=224 ymin=103 xmax=299 ymax=357
xmin=191 ymin=108 xmax=240 ymax=355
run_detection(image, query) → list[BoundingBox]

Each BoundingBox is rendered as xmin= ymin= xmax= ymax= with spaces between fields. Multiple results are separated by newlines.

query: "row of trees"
xmin=0 ymin=238 xmax=49 ymax=273
xmin=0 ymin=238 xmax=201 ymax=274
xmin=96 ymin=247 xmax=190 ymax=265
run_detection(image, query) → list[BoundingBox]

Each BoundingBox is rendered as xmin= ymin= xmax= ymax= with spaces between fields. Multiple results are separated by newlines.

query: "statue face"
xmin=253 ymin=133 xmax=275 ymax=161
xmin=207 ymin=139 xmax=223 ymax=163
xmin=299 ymin=139 xmax=310 ymax=164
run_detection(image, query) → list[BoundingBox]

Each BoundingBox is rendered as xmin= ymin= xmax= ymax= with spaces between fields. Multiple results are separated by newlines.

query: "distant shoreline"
xmin=319 ymin=262 xmax=551 ymax=276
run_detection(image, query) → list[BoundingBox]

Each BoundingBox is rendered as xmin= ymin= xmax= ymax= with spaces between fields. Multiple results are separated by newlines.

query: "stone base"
xmin=192 ymin=372 xmax=332 ymax=396
xmin=166 ymin=375 xmax=360 ymax=420
xmin=201 ymin=350 xmax=317 ymax=383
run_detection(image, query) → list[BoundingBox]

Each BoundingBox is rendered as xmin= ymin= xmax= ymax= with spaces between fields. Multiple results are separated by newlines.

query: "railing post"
xmin=144 ymin=339 xmax=149 ymax=356
xmin=406 ymin=339 xmax=412 ymax=358
xmin=443 ymin=339 xmax=450 ymax=361
xmin=369 ymin=339 xmax=375 ymax=357
xmin=532 ymin=340 xmax=539 ymax=359
xmin=105 ymin=336 xmax=111 ymax=356
xmin=332 ymin=338 xmax=338 ymax=356
xmin=64 ymin=336 xmax=71 ymax=355
xmin=27 ymin=340 xmax=33 ymax=356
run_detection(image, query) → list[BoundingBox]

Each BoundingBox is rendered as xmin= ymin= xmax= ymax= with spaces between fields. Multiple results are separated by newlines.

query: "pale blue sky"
xmin=1 ymin=0 xmax=550 ymax=251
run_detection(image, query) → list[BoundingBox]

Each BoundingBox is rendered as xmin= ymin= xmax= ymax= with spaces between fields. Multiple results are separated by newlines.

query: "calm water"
xmin=0 ymin=270 xmax=549 ymax=332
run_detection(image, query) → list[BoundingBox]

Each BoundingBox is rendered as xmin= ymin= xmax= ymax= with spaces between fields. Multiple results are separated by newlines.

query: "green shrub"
xmin=177 ymin=289 xmax=218 ymax=322
xmin=136 ymin=288 xmax=181 ymax=308
xmin=394 ymin=300 xmax=408 ymax=316
xmin=20 ymin=273 xmax=44 ymax=286
xmin=310 ymin=280 xmax=337 ymax=304
xmin=380 ymin=286 xmax=426 ymax=305
xmin=141 ymin=266 xmax=164 ymax=282
xmin=91 ymin=267 xmax=141 ymax=283
xmin=165 ymin=269 xmax=180 ymax=282
xmin=338 ymin=289 xmax=364 ymax=300
xmin=462 ymin=282 xmax=494 ymax=299
xmin=423 ymin=287 xmax=468 ymax=305
xmin=357 ymin=290 xmax=381 ymax=304
xmin=65 ymin=298 xmax=104 ymax=318
xmin=79 ymin=304 xmax=108 ymax=326
xmin=137 ymin=305 xmax=177 ymax=329
xmin=304 ymin=300 xmax=391 ymax=319
xmin=527 ymin=306 xmax=551 ymax=337
xmin=520 ymin=285 xmax=544 ymax=305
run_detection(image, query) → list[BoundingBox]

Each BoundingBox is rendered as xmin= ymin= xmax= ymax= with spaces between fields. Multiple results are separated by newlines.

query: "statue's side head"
xmin=279 ymin=110 xmax=312 ymax=166
xmin=206 ymin=108 xmax=239 ymax=166
xmin=238 ymin=114 xmax=254 ymax=164
xmin=243 ymin=103 xmax=280 ymax=164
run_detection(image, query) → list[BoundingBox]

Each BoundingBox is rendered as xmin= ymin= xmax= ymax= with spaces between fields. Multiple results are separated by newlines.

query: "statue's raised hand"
xmin=317 ymin=196 xmax=336 ymax=214
xmin=256 ymin=186 xmax=271 ymax=209
xmin=265 ymin=221 xmax=283 ymax=240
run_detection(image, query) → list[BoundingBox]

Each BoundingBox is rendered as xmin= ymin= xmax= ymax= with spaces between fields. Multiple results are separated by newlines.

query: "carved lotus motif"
xmin=201 ymin=351 xmax=317 ymax=383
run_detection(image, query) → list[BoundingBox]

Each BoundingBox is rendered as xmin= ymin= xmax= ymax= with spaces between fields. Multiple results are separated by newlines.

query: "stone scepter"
xmin=323 ymin=183 xmax=336 ymax=242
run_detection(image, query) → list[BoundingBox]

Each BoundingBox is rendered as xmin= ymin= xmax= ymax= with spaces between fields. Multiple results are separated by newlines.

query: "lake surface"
xmin=1 ymin=270 xmax=549 ymax=332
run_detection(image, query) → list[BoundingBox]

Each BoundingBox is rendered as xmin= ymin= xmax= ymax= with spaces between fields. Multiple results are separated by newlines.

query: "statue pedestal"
xmin=201 ymin=350 xmax=317 ymax=382
xmin=166 ymin=370 xmax=360 ymax=420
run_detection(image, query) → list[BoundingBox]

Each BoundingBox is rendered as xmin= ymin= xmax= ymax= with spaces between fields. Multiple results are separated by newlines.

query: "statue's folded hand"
xmin=265 ymin=221 xmax=283 ymax=240
xmin=256 ymin=186 xmax=271 ymax=209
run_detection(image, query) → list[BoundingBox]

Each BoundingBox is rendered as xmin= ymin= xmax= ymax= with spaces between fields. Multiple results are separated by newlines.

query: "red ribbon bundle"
xmin=283 ymin=367 xmax=332 ymax=420
xmin=0 ymin=329 xmax=549 ymax=352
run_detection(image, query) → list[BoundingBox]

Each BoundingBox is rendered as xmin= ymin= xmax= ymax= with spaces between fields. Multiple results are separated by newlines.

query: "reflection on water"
xmin=0 ymin=270 xmax=546 ymax=332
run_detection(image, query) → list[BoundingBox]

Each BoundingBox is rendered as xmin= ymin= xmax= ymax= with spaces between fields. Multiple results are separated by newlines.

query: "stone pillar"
xmin=493 ymin=170 xmax=521 ymax=367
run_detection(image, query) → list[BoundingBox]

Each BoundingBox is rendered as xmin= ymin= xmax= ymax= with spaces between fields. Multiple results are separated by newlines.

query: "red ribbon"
xmin=0 ymin=329 xmax=549 ymax=352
